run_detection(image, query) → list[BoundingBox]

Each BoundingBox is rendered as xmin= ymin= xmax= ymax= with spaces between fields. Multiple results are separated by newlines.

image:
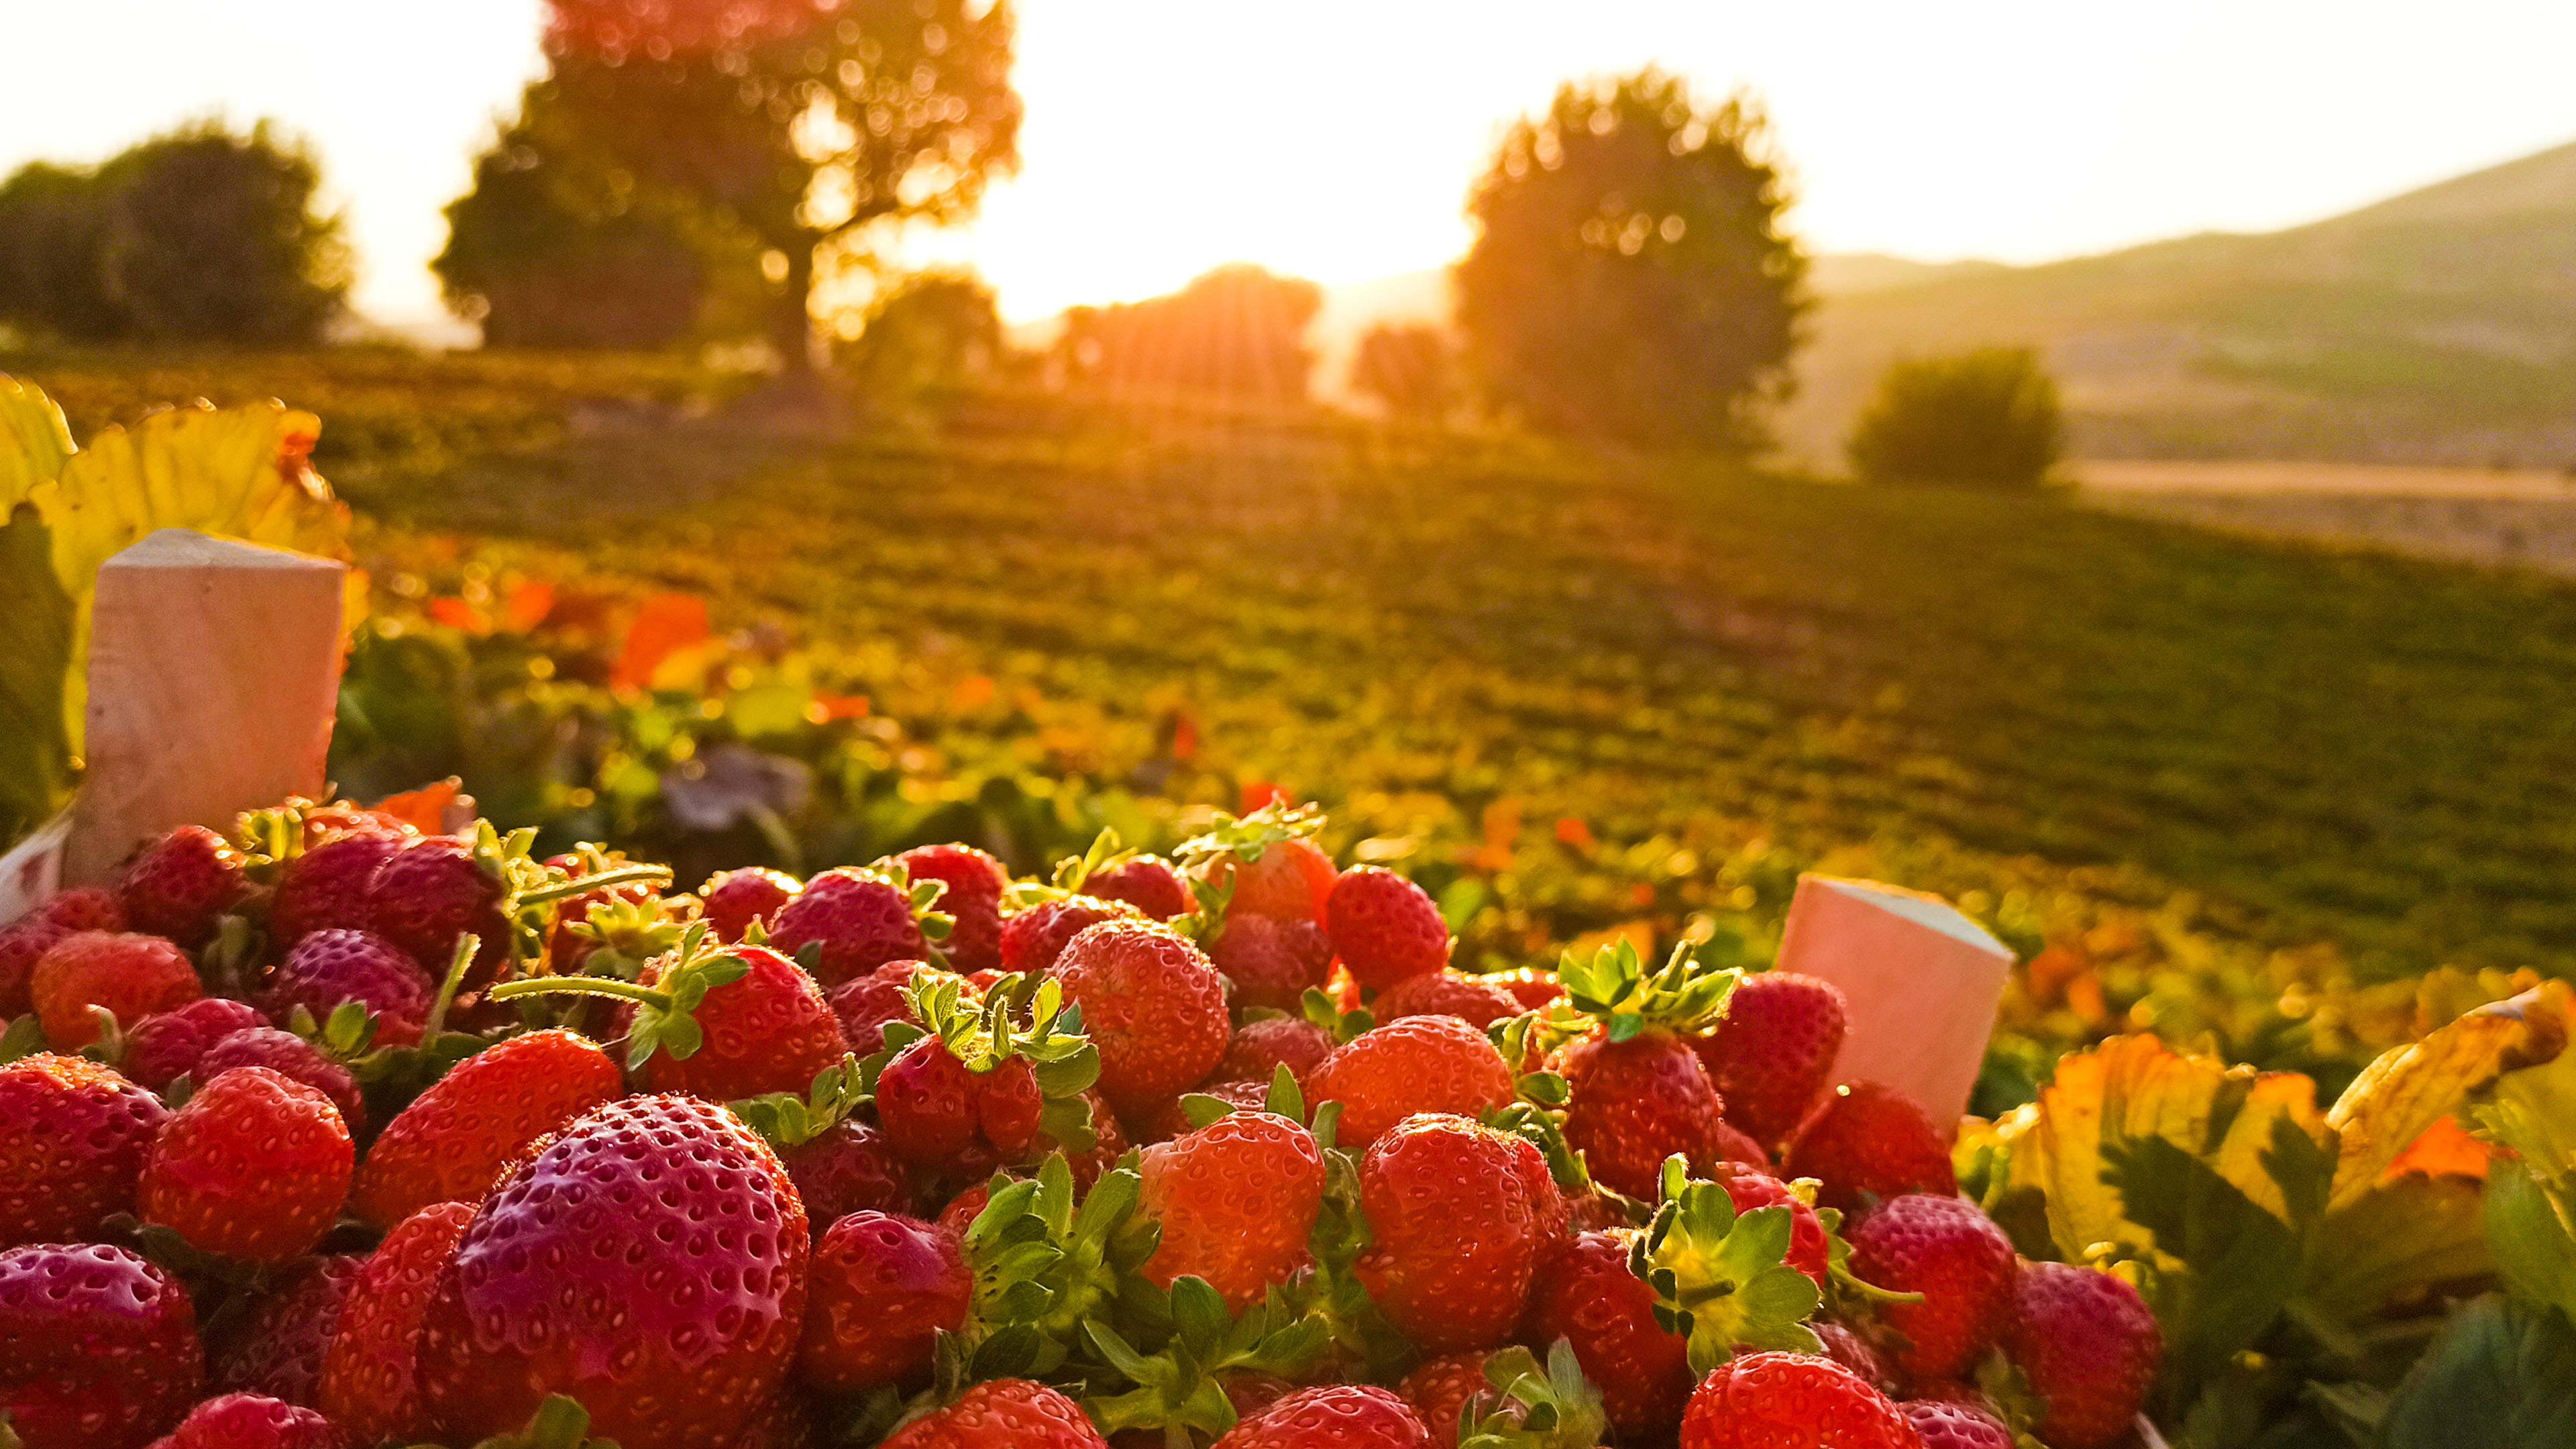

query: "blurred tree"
xmin=1455 ymin=69 xmax=1804 ymax=451
xmin=1349 ymin=323 xmax=1458 ymax=420
xmin=839 ymin=269 xmax=1005 ymax=404
xmin=0 ymin=122 xmax=347 ymax=345
xmin=449 ymin=0 xmax=1022 ymax=363
xmin=1054 ymin=264 xmax=1321 ymax=402
xmin=1846 ymin=347 xmax=2064 ymax=488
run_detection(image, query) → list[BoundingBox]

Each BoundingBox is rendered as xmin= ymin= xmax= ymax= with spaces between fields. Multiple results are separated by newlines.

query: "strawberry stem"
xmin=486 ymin=975 xmax=672 ymax=1009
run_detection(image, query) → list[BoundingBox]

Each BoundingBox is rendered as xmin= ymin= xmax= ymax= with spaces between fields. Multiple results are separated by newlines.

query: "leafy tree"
xmin=0 ymin=121 xmax=347 ymax=345
xmin=1455 ymin=69 xmax=1804 ymax=451
xmin=449 ymin=0 xmax=1022 ymax=362
xmin=1348 ymin=323 xmax=1458 ymax=420
xmin=1846 ymin=347 xmax=2063 ymax=489
xmin=839 ymin=269 xmax=1006 ymax=404
xmin=1055 ymin=264 xmax=1321 ymax=403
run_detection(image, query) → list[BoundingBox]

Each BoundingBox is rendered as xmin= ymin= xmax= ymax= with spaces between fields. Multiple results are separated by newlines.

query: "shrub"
xmin=1847 ymin=347 xmax=2063 ymax=489
xmin=1348 ymin=323 xmax=1458 ymax=420
xmin=1053 ymin=264 xmax=1322 ymax=403
xmin=838 ymin=271 xmax=1006 ymax=407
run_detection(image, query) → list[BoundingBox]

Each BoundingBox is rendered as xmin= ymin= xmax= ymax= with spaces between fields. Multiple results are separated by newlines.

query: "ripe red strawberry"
xmin=1711 ymin=1116 xmax=1772 ymax=1170
xmin=769 ymin=865 xmax=938 ymax=986
xmin=1373 ymin=968 xmax=1520 ymax=1028
xmin=894 ymin=843 xmax=1008 ymax=973
xmin=1546 ymin=955 xmax=1734 ymax=1199
xmin=352 ymin=1027 xmax=623 ymax=1228
xmin=268 ymin=829 xmax=405 ymax=946
xmin=1185 ymin=805 xmax=1337 ymax=928
xmin=878 ymin=1036 xmax=1042 ymax=1163
xmin=623 ymin=939 xmax=850 ymax=1102
xmin=1081 ymin=854 xmax=1191 ymax=920
xmin=1489 ymin=966 xmax=1566 ymax=1010
xmin=782 ymin=1118 xmax=912 ymax=1225
xmin=826 ymin=959 xmax=978 ymax=1057
xmin=1354 ymin=1113 xmax=1542 ymax=1354
xmin=1051 ymin=920 xmax=1230 ymax=1119
xmin=121 ymin=998 xmax=269 ymax=1089
xmin=1326 ymin=867 xmax=1451 ymax=989
xmin=1678 ymin=1351 xmax=1919 ymax=1449
xmin=796 ymin=1210 xmax=969 ymax=1392
xmin=1214 ymin=1384 xmax=1432 ymax=1449
xmin=1137 ymin=1075 xmax=1271 ymax=1144
xmin=0 ymin=887 xmax=124 ymax=1017
xmin=998 ymin=894 xmax=1144 ymax=977
xmin=1692 ymin=971 xmax=1847 ymax=1148
xmin=1782 ymin=1081 xmax=1957 ymax=1213
xmin=0 ymin=1244 xmax=203 ymax=1449
xmin=1900 ymin=1399 xmax=2014 ymax=1449
xmin=142 ymin=1393 xmax=337 ymax=1449
xmin=1138 ymin=1110 xmax=1325 ymax=1309
xmin=1206 ymin=913 xmax=1334 ymax=1012
xmin=317 ymin=1200 xmax=476 ymax=1443
xmin=537 ymin=852 xmax=669 ymax=975
xmin=141 ymin=1065 xmax=353 ymax=1263
xmin=1523 ymin=1228 xmax=1693 ymax=1438
xmin=732 ymin=1388 xmax=829 ymax=1449
xmin=1718 ymin=1169 xmax=1829 ymax=1287
xmin=1814 ymin=1320 xmax=1898 ymax=1395
xmin=263 ymin=928 xmax=435 ymax=1046
xmin=1845 ymin=1193 xmax=2019 ymax=1380
xmin=1397 ymin=1354 xmax=1497 ymax=1446
xmin=1303 ymin=1014 xmax=1514 ymax=1148
xmin=206 ymin=1253 xmax=364 ymax=1403
xmin=416 ymin=1095 xmax=810 ymax=1449
xmin=366 ymin=835 xmax=510 ymax=980
xmin=2001 ymin=1261 xmax=2161 ymax=1449
xmin=117 ymin=824 xmax=246 ymax=947
xmin=0 ymin=1053 xmax=168 ymax=1246
xmin=30 ymin=930 xmax=202 ymax=1048
xmin=701 ymin=867 xmax=802 ymax=942
xmin=197 ymin=1026 xmax=368 ymax=1134
xmin=879 ymin=1379 xmax=1108 ymax=1449
xmin=1213 ymin=1015 xmax=1336 ymax=1084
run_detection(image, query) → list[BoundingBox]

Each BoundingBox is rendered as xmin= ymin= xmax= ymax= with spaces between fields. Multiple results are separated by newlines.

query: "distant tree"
xmin=1455 ymin=69 xmax=1805 ymax=451
xmin=1846 ymin=347 xmax=2063 ymax=488
xmin=1349 ymin=323 xmax=1458 ymax=420
xmin=0 ymin=121 xmax=347 ymax=345
xmin=1055 ymin=264 xmax=1322 ymax=402
xmin=839 ymin=269 xmax=1005 ymax=402
xmin=448 ymin=0 xmax=1022 ymax=363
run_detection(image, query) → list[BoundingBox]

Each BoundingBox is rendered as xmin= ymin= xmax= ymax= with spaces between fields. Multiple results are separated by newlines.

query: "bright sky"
xmin=9 ymin=1 xmax=2576 ymax=328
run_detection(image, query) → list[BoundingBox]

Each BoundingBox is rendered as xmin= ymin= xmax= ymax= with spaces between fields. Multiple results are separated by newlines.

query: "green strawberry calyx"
xmin=1176 ymin=800 xmax=1323 ymax=865
xmin=482 ymin=920 xmax=751 ymax=1072
xmin=861 ymin=857 xmax=957 ymax=942
xmin=727 ymin=1054 xmax=869 ymax=1152
xmin=861 ymin=969 xmax=1104 ymax=1152
xmin=1632 ymin=1154 xmax=1828 ymax=1374
xmin=1460 ymin=1340 xmax=1611 ymax=1449
xmin=1081 ymin=1277 xmax=1334 ymax=1444
xmin=1300 ymin=985 xmax=1375 ymax=1044
xmin=1548 ymin=937 xmax=1739 ymax=1046
xmin=946 ymin=1153 xmax=1162 ymax=1381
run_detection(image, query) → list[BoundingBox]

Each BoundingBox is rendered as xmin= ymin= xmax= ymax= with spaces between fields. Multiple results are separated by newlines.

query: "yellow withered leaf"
xmin=0 ymin=376 xmax=74 ymax=511
xmin=2326 ymin=992 xmax=2538 ymax=1215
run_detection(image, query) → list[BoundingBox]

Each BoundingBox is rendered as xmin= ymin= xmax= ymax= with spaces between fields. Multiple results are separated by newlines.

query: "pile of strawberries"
xmin=0 ymin=799 xmax=2163 ymax=1449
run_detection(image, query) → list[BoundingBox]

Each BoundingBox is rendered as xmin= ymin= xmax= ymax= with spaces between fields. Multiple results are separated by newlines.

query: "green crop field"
xmin=16 ymin=345 xmax=2575 ymax=1103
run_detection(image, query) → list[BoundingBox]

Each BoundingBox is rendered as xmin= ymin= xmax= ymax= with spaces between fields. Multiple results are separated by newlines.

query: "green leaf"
xmin=2104 ymin=1134 xmax=2307 ymax=1409
xmin=0 ymin=1014 xmax=47 ymax=1065
xmin=2373 ymin=1295 xmax=2576 ymax=1448
xmin=1180 ymin=1093 xmax=1236 ymax=1130
xmin=2487 ymin=1163 xmax=2576 ymax=1323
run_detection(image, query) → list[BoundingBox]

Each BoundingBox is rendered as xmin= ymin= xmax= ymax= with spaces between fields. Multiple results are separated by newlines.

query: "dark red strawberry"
xmin=268 ymin=830 xmax=405 ymax=947
xmin=1325 ymin=866 xmax=1451 ymax=989
xmin=701 ymin=867 xmax=802 ymax=942
xmin=1845 ymin=1193 xmax=2019 ymax=1380
xmin=1678 ymin=1351 xmax=1917 ymax=1449
xmin=1355 ymin=1113 xmax=1542 ymax=1353
xmin=1303 ymin=1014 xmax=1515 ymax=1149
xmin=1183 ymin=804 xmax=1337 ymax=928
xmin=1214 ymin=1384 xmax=1432 ymax=1449
xmin=1206 ymin=913 xmax=1334 ymax=1012
xmin=1051 ymin=920 xmax=1230 ymax=1119
xmin=1081 ymin=854 xmax=1191 ymax=920
xmin=893 ymin=844 xmax=1008 ymax=974
xmin=1523 ymin=1228 xmax=1693 ymax=1438
xmin=205 ymin=1254 xmax=365 ymax=1404
xmin=142 ymin=1065 xmax=353 ymax=1264
xmin=0 ymin=887 xmax=125 ymax=1017
xmin=0 ymin=1053 xmax=169 ymax=1246
xmin=365 ymin=835 xmax=510 ymax=981
xmin=0 ymin=1243 xmax=202 ymax=1449
xmin=1396 ymin=1354 xmax=1496 ymax=1446
xmin=768 ymin=865 xmax=942 ymax=986
xmin=879 ymin=1038 xmax=1034 ymax=1163
xmin=352 ymin=1027 xmax=623 ymax=1229
xmin=1138 ymin=1109 xmax=1325 ymax=1309
xmin=1718 ymin=1169 xmax=1829 ymax=1286
xmin=263 ymin=928 xmax=435 ymax=1047
xmin=1546 ymin=941 xmax=1737 ymax=1199
xmin=318 ymin=1199 xmax=476 ymax=1444
xmin=1693 ymin=971 xmax=1847 ymax=1148
xmin=782 ymin=1119 xmax=912 ymax=1225
xmin=1373 ymin=968 xmax=1520 ymax=1028
xmin=1711 ymin=1116 xmax=1772 ymax=1170
xmin=197 ymin=1027 xmax=368 ymax=1134
xmin=1212 ymin=1015 xmax=1336 ymax=1085
xmin=796 ymin=1210 xmax=969 ymax=1392
xmin=879 ymin=1379 xmax=1108 ymax=1449
xmin=1137 ymin=1075 xmax=1271 ymax=1144
xmin=121 ymin=998 xmax=269 ymax=1089
xmin=117 ymin=824 xmax=246 ymax=947
xmin=826 ymin=959 xmax=977 ymax=1056
xmin=2001 ymin=1261 xmax=2160 ymax=1449
xmin=1814 ymin=1320 xmax=1898 ymax=1395
xmin=415 ymin=1095 xmax=810 ymax=1449
xmin=142 ymin=1393 xmax=337 ymax=1449
xmin=30 ymin=930 xmax=202 ymax=1048
xmin=998 ymin=894 xmax=1143 ymax=977
xmin=1901 ymin=1398 xmax=2013 ymax=1449
xmin=1782 ymin=1081 xmax=1957 ymax=1213
xmin=1490 ymin=966 xmax=1566 ymax=1010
